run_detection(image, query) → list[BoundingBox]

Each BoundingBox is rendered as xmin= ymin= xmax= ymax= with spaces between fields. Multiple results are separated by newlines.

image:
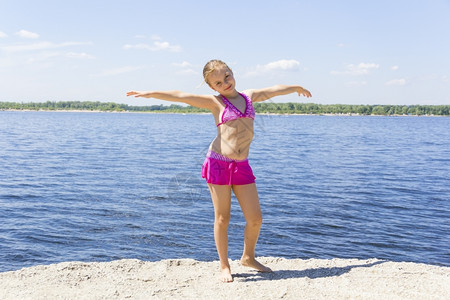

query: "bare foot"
xmin=241 ymin=256 xmax=272 ymax=272
xmin=219 ymin=266 xmax=233 ymax=283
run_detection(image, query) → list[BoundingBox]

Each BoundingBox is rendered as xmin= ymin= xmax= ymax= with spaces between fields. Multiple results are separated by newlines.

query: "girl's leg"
xmin=207 ymin=183 xmax=233 ymax=282
xmin=232 ymin=183 xmax=272 ymax=272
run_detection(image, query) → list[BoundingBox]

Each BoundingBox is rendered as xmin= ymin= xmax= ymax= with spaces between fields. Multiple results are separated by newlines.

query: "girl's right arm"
xmin=126 ymin=91 xmax=217 ymax=110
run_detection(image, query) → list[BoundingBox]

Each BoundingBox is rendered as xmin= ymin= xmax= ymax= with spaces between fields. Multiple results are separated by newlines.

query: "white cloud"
xmin=176 ymin=68 xmax=197 ymax=75
xmin=331 ymin=62 xmax=380 ymax=76
xmin=65 ymin=52 xmax=95 ymax=59
xmin=391 ymin=65 xmax=399 ymax=71
xmin=385 ymin=78 xmax=406 ymax=86
xmin=16 ymin=29 xmax=40 ymax=39
xmin=246 ymin=59 xmax=301 ymax=76
xmin=346 ymin=80 xmax=368 ymax=87
xmin=25 ymin=51 xmax=61 ymax=64
xmin=0 ymin=31 xmax=7 ymax=38
xmin=263 ymin=59 xmax=300 ymax=71
xmin=0 ymin=41 xmax=91 ymax=52
xmin=1 ymin=50 xmax=95 ymax=68
xmin=154 ymin=41 xmax=181 ymax=52
xmin=172 ymin=61 xmax=192 ymax=68
xmin=124 ymin=38 xmax=182 ymax=52
xmin=0 ymin=40 xmax=94 ymax=69
xmin=172 ymin=61 xmax=197 ymax=75
xmin=93 ymin=66 xmax=144 ymax=77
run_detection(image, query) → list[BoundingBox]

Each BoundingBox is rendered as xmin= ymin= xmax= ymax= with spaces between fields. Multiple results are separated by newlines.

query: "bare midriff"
xmin=209 ymin=118 xmax=254 ymax=161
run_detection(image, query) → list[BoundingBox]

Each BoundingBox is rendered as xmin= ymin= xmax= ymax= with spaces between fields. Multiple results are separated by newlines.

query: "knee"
xmin=247 ymin=215 xmax=263 ymax=228
xmin=215 ymin=214 xmax=230 ymax=227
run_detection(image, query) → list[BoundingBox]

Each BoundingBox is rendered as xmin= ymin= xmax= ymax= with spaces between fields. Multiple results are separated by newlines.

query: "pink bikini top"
xmin=217 ymin=93 xmax=255 ymax=127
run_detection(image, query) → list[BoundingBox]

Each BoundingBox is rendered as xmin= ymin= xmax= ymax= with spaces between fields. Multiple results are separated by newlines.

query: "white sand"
xmin=0 ymin=257 xmax=448 ymax=300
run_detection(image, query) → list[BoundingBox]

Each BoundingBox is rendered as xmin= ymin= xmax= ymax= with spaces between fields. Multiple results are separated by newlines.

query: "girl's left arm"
xmin=246 ymin=85 xmax=311 ymax=103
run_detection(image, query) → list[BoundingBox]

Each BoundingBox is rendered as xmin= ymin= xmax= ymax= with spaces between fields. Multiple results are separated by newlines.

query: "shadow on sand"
xmin=234 ymin=260 xmax=386 ymax=282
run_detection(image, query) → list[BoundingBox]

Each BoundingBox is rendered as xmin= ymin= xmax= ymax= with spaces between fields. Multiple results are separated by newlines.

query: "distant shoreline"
xmin=0 ymin=108 xmax=447 ymax=117
xmin=1 ymin=101 xmax=449 ymax=116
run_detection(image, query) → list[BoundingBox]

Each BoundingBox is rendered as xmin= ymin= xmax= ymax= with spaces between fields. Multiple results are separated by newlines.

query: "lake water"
xmin=0 ymin=111 xmax=449 ymax=272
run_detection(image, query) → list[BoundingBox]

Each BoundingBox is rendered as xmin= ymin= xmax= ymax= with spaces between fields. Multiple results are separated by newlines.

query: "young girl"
xmin=127 ymin=59 xmax=311 ymax=282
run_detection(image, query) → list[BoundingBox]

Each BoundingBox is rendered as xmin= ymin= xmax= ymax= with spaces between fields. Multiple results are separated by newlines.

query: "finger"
xmin=302 ymin=89 xmax=311 ymax=97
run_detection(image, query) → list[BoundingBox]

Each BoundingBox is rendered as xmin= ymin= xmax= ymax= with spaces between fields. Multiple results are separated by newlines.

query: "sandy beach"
xmin=0 ymin=257 xmax=448 ymax=299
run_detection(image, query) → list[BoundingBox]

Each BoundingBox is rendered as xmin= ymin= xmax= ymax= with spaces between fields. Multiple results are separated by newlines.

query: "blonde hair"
xmin=203 ymin=59 xmax=231 ymax=85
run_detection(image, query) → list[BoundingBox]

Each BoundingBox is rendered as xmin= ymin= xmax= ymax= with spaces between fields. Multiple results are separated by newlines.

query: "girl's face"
xmin=207 ymin=67 xmax=236 ymax=95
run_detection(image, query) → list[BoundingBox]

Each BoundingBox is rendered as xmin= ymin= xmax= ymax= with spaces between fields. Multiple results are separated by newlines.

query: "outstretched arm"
xmin=247 ymin=85 xmax=312 ymax=103
xmin=126 ymin=90 xmax=217 ymax=110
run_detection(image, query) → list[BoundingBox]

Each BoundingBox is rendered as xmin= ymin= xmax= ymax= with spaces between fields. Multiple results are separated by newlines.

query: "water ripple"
xmin=0 ymin=112 xmax=449 ymax=271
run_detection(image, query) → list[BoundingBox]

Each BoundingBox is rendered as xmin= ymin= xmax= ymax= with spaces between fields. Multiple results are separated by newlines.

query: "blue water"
xmin=0 ymin=111 xmax=449 ymax=272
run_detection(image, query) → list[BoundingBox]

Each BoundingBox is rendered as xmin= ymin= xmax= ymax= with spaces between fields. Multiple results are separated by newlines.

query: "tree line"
xmin=0 ymin=101 xmax=449 ymax=116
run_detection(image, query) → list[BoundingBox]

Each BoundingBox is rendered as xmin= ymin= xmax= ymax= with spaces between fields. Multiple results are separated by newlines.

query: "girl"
xmin=127 ymin=59 xmax=311 ymax=282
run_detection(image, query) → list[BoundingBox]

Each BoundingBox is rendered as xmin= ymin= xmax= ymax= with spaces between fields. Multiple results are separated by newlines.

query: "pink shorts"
xmin=201 ymin=151 xmax=256 ymax=185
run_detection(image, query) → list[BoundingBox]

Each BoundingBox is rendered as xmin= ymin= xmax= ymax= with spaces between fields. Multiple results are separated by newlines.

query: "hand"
xmin=126 ymin=91 xmax=150 ymax=98
xmin=297 ymin=87 xmax=312 ymax=98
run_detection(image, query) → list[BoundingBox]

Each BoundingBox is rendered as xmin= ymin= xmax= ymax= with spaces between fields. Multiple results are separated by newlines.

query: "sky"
xmin=0 ymin=0 xmax=449 ymax=106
